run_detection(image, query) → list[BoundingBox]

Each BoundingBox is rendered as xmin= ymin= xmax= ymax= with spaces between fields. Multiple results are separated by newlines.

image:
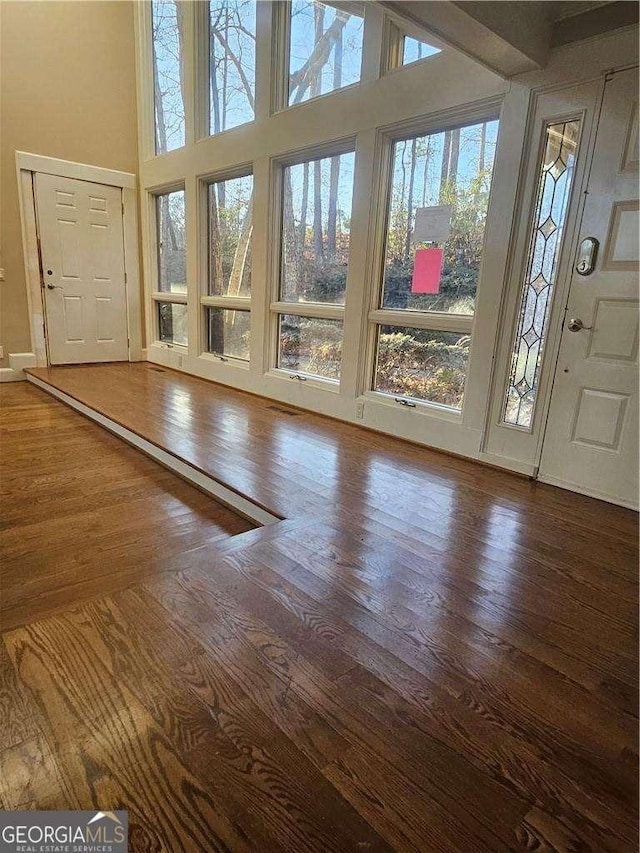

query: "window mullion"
xmin=369 ymin=309 xmax=473 ymax=334
xmin=271 ymin=301 xmax=345 ymax=321
xmin=202 ymin=295 xmax=251 ymax=310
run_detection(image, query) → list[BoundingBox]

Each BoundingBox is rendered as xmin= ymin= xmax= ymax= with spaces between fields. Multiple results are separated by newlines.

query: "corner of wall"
xmin=0 ymin=351 xmax=37 ymax=382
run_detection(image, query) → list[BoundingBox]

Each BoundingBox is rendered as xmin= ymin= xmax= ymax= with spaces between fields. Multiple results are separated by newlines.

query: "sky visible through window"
xmin=209 ymin=0 xmax=256 ymax=134
xmin=152 ymin=1 xmax=185 ymax=153
xmin=289 ymin=0 xmax=364 ymax=105
xmin=403 ymin=35 xmax=440 ymax=66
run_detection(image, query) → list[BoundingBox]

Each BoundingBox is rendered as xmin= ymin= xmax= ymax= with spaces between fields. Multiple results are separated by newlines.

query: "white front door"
xmin=35 ymin=172 xmax=129 ymax=365
xmin=539 ymin=68 xmax=639 ymax=509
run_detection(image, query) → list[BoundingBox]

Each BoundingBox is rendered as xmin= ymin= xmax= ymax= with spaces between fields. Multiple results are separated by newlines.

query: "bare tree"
xmin=327 ymin=27 xmax=343 ymax=258
xmin=404 ymin=137 xmax=417 ymax=260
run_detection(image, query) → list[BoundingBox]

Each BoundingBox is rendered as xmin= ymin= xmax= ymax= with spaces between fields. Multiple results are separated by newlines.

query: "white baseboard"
xmin=538 ymin=473 xmax=639 ymax=511
xmin=0 ymin=352 xmax=37 ymax=382
xmin=26 ymin=372 xmax=282 ymax=527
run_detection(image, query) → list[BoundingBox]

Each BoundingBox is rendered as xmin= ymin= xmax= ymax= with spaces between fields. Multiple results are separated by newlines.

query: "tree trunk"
xmin=479 ymin=122 xmax=487 ymax=173
xmin=208 ymin=187 xmax=225 ymax=352
xmin=209 ymin=19 xmax=221 ymax=134
xmin=439 ymin=130 xmax=451 ymax=202
xmin=289 ymin=16 xmax=348 ymax=104
xmin=221 ymin=4 xmax=229 ymax=130
xmin=404 ymin=137 xmax=417 ymax=260
xmin=327 ymin=29 xmax=343 ymax=258
xmin=421 ymin=138 xmax=431 ymax=206
xmin=175 ymin=1 xmax=186 ymax=133
xmin=312 ymin=5 xmax=325 ymax=262
xmin=282 ymin=170 xmax=299 ymax=297
xmin=152 ymin=19 xmax=168 ymax=154
xmin=227 ymin=196 xmax=253 ymax=297
xmin=298 ymin=161 xmax=309 ymax=266
xmin=449 ymin=128 xmax=460 ymax=192
xmin=209 ymin=185 xmax=224 ymax=294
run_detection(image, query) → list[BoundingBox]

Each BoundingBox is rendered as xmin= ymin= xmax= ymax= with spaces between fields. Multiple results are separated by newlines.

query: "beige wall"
xmin=0 ymin=1 xmax=139 ymax=364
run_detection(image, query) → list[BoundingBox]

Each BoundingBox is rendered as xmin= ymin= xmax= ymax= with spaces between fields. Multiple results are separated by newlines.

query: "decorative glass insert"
xmin=402 ymin=36 xmax=440 ymax=66
xmin=374 ymin=326 xmax=470 ymax=409
xmin=382 ymin=120 xmax=499 ymax=315
xmin=208 ymin=175 xmax=253 ymax=296
xmin=207 ymin=308 xmax=250 ymax=360
xmin=503 ymin=119 xmax=580 ymax=429
xmin=209 ymin=1 xmax=256 ymax=135
xmin=278 ymin=315 xmax=342 ymax=381
xmin=152 ymin=1 xmax=186 ymax=154
xmin=280 ymin=151 xmax=356 ymax=305
xmin=156 ymin=190 xmax=186 ymax=293
xmin=158 ymin=302 xmax=188 ymax=346
xmin=288 ymin=1 xmax=364 ymax=106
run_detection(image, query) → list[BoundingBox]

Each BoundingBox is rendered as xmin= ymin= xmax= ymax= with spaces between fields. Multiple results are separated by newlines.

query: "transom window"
xmin=152 ymin=1 xmax=186 ymax=154
xmin=402 ymin=35 xmax=440 ymax=66
xmin=208 ymin=1 xmax=256 ymax=135
xmin=288 ymin=1 xmax=364 ymax=106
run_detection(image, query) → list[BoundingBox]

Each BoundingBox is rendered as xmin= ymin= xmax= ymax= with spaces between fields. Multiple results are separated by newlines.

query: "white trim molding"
xmin=0 ymin=352 xmax=37 ymax=382
xmin=15 ymin=152 xmax=144 ymax=365
xmin=15 ymin=151 xmax=137 ymax=189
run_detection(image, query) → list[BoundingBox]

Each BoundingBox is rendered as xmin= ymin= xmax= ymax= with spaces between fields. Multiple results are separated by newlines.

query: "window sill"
xmin=362 ymin=390 xmax=463 ymax=422
xmin=266 ymin=368 xmax=341 ymax=393
xmin=198 ymin=352 xmax=250 ymax=370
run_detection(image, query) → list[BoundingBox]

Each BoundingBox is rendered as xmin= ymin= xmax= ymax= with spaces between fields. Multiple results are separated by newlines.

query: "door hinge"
xmin=124 ymin=272 xmax=128 ymax=284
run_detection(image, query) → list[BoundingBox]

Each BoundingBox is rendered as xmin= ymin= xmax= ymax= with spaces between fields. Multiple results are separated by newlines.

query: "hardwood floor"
xmin=1 ymin=363 xmax=638 ymax=852
xmin=0 ymin=383 xmax=254 ymax=629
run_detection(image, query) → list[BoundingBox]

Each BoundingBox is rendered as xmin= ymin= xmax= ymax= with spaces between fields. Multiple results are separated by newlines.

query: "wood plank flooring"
xmin=0 ymin=383 xmax=254 ymax=629
xmin=1 ymin=362 xmax=638 ymax=852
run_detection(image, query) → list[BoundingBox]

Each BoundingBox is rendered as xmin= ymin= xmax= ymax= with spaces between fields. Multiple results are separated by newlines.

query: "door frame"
xmin=16 ymin=151 xmax=144 ymax=366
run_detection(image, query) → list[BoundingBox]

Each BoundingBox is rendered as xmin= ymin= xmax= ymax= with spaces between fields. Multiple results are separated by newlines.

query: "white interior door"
xmin=35 ymin=172 xmax=129 ymax=365
xmin=539 ymin=68 xmax=639 ymax=509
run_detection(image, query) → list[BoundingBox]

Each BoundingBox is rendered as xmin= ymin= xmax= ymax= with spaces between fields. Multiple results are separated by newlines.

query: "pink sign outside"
xmin=411 ymin=248 xmax=444 ymax=294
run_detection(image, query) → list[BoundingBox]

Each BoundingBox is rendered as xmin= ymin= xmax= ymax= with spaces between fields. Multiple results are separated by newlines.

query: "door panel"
xmin=539 ymin=68 xmax=639 ymax=509
xmin=36 ymin=172 xmax=128 ymax=364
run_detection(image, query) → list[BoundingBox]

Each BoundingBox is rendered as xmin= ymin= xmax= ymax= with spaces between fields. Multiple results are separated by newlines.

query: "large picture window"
xmin=276 ymin=150 xmax=355 ymax=381
xmin=372 ymin=118 xmax=498 ymax=409
xmin=152 ymin=1 xmax=186 ymax=154
xmin=288 ymin=1 xmax=364 ymax=106
xmin=209 ymin=1 xmax=256 ymax=135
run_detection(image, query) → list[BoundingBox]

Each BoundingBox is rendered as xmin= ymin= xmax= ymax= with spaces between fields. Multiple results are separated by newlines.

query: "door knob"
xmin=567 ymin=318 xmax=592 ymax=332
xmin=46 ymin=283 xmax=62 ymax=290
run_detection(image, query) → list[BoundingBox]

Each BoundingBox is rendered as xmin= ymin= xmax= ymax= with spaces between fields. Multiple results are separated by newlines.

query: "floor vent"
xmin=267 ymin=405 xmax=301 ymax=416
xmin=149 ymin=367 xmax=166 ymax=373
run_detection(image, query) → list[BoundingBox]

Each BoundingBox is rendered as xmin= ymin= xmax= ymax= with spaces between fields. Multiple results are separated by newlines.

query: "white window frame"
xmin=268 ymin=138 xmax=357 ymax=387
xmin=358 ymin=104 xmax=501 ymax=417
xmin=482 ymin=81 xmax=602 ymax=474
xmin=200 ymin=166 xmax=254 ymax=365
xmin=134 ymin=0 xmax=533 ymax=461
xmin=148 ymin=183 xmax=189 ymax=351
